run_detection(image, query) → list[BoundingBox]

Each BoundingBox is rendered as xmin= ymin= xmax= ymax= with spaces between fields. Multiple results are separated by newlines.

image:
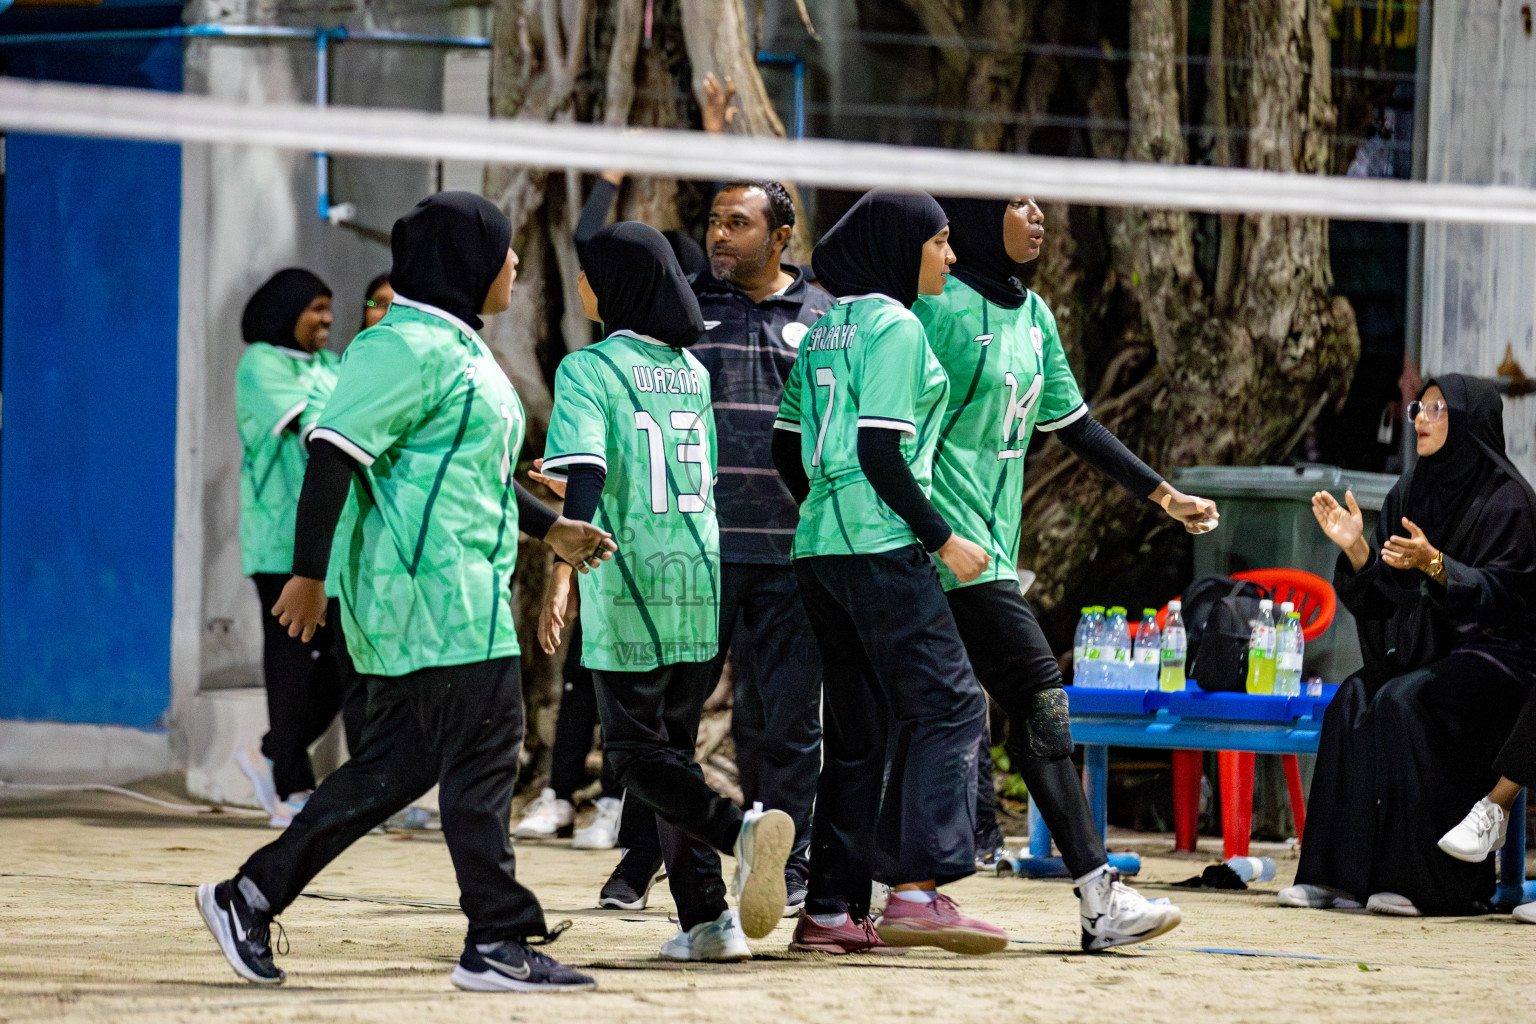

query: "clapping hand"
xmin=1312 ymin=490 xmax=1363 ymax=551
xmin=1382 ymin=517 xmax=1438 ymax=572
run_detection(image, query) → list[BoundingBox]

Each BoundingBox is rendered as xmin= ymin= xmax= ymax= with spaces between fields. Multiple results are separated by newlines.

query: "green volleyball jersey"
xmin=236 ymin=343 xmax=341 ymax=576
xmin=310 ymin=298 xmax=526 ymax=677
xmin=543 ymin=331 xmax=720 ymax=671
xmin=915 ymin=278 xmax=1086 ymax=590
xmin=775 ymin=294 xmax=950 ymax=557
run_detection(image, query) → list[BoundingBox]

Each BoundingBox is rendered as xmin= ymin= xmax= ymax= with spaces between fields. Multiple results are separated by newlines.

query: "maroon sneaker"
xmin=788 ymin=913 xmax=905 ymax=955
xmin=875 ymin=892 xmax=1009 ymax=955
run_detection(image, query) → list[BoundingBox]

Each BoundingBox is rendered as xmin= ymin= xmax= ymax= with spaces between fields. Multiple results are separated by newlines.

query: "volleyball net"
xmin=4 ymin=76 xmax=1536 ymax=227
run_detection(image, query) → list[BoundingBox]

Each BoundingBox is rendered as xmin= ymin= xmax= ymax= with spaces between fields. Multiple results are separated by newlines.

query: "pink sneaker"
xmin=788 ymin=913 xmax=905 ymax=955
xmin=875 ymin=892 xmax=1009 ymax=955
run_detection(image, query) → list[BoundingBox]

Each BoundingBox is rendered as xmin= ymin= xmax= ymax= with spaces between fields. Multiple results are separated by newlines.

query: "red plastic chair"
xmin=1156 ymin=568 xmax=1337 ymax=856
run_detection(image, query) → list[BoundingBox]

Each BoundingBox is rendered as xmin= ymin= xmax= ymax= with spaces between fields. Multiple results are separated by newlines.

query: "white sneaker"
xmin=731 ymin=803 xmax=794 ymax=940
xmin=1276 ymin=884 xmax=1361 ymax=909
xmin=234 ymin=744 xmax=280 ymax=820
xmin=1077 ymin=868 xmax=1183 ymax=951
xmin=658 ymin=909 xmax=752 ymax=962
xmin=269 ymin=791 xmax=310 ymax=829
xmin=571 ymin=797 xmax=622 ymax=850
xmin=512 ymin=788 xmax=574 ymax=840
xmin=1513 ymin=902 xmax=1536 ymax=924
xmin=1366 ymin=892 xmax=1422 ymax=917
xmin=1438 ymin=798 xmax=1508 ymax=863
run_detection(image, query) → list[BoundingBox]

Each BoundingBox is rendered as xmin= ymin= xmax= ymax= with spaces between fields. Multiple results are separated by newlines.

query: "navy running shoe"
xmin=196 ymin=878 xmax=285 ymax=985
xmin=450 ymin=939 xmax=596 ymax=992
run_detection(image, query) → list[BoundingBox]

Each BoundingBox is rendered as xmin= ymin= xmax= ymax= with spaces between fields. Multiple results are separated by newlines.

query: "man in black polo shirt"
xmin=694 ymin=180 xmax=832 ymax=915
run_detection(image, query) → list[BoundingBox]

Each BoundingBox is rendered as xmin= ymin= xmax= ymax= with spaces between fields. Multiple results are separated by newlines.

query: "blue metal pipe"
xmin=756 ymin=51 xmax=806 ymax=139
xmin=0 ymin=24 xmax=490 ymax=48
xmin=0 ymin=23 xmax=488 ymax=223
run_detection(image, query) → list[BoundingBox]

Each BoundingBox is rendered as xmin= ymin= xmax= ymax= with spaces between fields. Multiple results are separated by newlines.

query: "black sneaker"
xmin=196 ymin=879 xmax=285 ymax=985
xmin=598 ymin=849 xmax=664 ymax=911
xmin=450 ymin=939 xmax=596 ymax=992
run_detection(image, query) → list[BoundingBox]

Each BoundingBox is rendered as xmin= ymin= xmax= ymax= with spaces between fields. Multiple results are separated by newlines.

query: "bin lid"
xmin=1170 ymin=464 xmax=1397 ymax=510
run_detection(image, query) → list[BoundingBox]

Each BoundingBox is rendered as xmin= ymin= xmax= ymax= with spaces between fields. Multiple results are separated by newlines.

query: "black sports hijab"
xmin=389 ymin=191 xmax=512 ymax=331
xmin=811 ymin=189 xmax=947 ymax=309
xmin=241 ymin=268 xmax=331 ymax=348
xmin=583 ymin=221 xmax=706 ymax=348
xmin=938 ymin=196 xmax=1030 ymax=309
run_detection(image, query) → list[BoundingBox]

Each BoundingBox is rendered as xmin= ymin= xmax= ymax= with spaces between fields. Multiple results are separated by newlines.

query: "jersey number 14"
xmin=999 ymin=371 xmax=1043 ymax=460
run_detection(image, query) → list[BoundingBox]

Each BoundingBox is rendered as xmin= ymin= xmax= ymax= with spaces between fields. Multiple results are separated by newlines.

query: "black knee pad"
xmin=1021 ymin=688 xmax=1074 ymax=761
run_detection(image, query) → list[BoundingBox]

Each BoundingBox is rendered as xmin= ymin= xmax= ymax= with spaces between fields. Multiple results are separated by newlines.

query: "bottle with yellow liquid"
xmin=1159 ymin=600 xmax=1187 ymax=692
xmin=1244 ymin=599 xmax=1277 ymax=694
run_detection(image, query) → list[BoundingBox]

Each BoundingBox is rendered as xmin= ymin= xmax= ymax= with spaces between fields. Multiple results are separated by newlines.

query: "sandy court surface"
xmin=1 ymin=782 xmax=1532 ymax=1024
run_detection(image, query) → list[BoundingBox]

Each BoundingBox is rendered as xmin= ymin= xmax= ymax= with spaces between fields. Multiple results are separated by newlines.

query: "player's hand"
xmin=1157 ymin=486 xmax=1220 ymax=534
xmin=937 ymin=533 xmax=990 ymax=584
xmin=598 ymin=168 xmax=625 ymax=186
xmin=1382 ymin=517 xmax=1437 ymax=572
xmin=539 ymin=563 xmax=576 ymax=655
xmin=700 ymin=72 xmax=737 ymax=133
xmin=543 ymin=516 xmax=616 ymax=573
xmin=529 ymin=457 xmax=567 ymax=499
xmin=272 ymin=575 xmax=328 ymax=643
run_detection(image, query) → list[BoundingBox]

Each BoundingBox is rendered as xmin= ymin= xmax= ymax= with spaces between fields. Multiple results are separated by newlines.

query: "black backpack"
xmin=1182 ymin=575 xmax=1272 ymax=693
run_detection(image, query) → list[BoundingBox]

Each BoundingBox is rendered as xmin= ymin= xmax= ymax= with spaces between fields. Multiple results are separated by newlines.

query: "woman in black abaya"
xmin=1281 ymin=374 xmax=1536 ymax=916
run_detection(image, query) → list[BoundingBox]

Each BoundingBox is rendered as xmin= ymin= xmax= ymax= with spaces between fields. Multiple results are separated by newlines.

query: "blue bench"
xmin=1019 ymin=685 xmax=1532 ymax=909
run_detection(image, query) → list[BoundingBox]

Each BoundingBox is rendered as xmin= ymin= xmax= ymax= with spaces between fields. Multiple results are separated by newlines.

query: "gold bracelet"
xmin=1426 ymin=550 xmax=1447 ymax=585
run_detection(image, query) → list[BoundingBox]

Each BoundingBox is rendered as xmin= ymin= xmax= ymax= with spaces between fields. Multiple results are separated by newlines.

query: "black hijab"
xmin=389 ymin=191 xmax=511 ymax=331
xmin=1402 ymin=374 xmax=1536 ymax=559
xmin=937 ymin=196 xmax=1030 ymax=309
xmin=663 ymin=230 xmax=709 ymax=283
xmin=583 ymin=221 xmax=706 ymax=348
xmin=241 ymin=268 xmax=331 ymax=348
xmin=811 ymin=190 xmax=947 ymax=308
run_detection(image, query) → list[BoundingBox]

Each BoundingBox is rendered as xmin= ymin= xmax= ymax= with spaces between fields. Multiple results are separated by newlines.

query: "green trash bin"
xmin=1169 ymin=464 xmax=1398 ymax=686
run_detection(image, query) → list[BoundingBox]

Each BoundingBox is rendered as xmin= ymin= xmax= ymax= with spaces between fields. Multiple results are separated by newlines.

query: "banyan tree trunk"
xmin=1019 ymin=0 xmax=1359 ymax=639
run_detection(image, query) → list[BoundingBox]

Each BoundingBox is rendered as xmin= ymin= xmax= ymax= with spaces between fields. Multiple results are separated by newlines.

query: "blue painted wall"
xmin=0 ymin=4 xmax=185 ymax=726
xmin=0 ymin=134 xmax=181 ymax=726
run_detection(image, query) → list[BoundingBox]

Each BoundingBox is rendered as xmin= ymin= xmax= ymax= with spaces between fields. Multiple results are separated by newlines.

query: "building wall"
xmin=0 ymin=4 xmax=184 ymax=782
xmin=1420 ymin=0 xmax=1536 ymax=476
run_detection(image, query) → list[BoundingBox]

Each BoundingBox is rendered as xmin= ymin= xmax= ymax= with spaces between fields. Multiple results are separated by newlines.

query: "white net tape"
xmin=5 ymin=77 xmax=1536 ymax=226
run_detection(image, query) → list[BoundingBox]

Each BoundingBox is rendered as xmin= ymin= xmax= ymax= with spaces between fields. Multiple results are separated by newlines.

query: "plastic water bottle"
xmin=1073 ymin=607 xmax=1093 ymax=683
xmin=1105 ymin=607 xmax=1132 ymax=689
xmin=1132 ymin=609 xmax=1161 ymax=690
xmin=1275 ymin=605 xmax=1304 ymax=697
xmin=1085 ymin=606 xmax=1110 ymax=687
xmin=1245 ymin=599 xmax=1277 ymax=695
xmin=1225 ymin=856 xmax=1277 ymax=882
xmin=1160 ymin=600 xmax=1188 ymax=692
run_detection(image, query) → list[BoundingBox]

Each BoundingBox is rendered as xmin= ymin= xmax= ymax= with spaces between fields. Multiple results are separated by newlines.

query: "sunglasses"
xmin=1406 ymin=399 xmax=1447 ymax=423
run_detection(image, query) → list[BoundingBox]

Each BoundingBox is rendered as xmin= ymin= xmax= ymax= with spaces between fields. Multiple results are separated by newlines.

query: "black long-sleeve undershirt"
xmin=772 ymin=429 xmax=809 ymax=505
xmin=772 ymin=426 xmax=952 ymax=551
xmin=1056 ymin=414 xmax=1164 ymax=500
xmin=561 ymin=464 xmax=607 ymax=526
xmin=574 ymin=178 xmax=620 ymax=258
xmin=291 ymin=438 xmax=560 ymax=580
xmin=857 ymin=427 xmax=954 ymax=552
